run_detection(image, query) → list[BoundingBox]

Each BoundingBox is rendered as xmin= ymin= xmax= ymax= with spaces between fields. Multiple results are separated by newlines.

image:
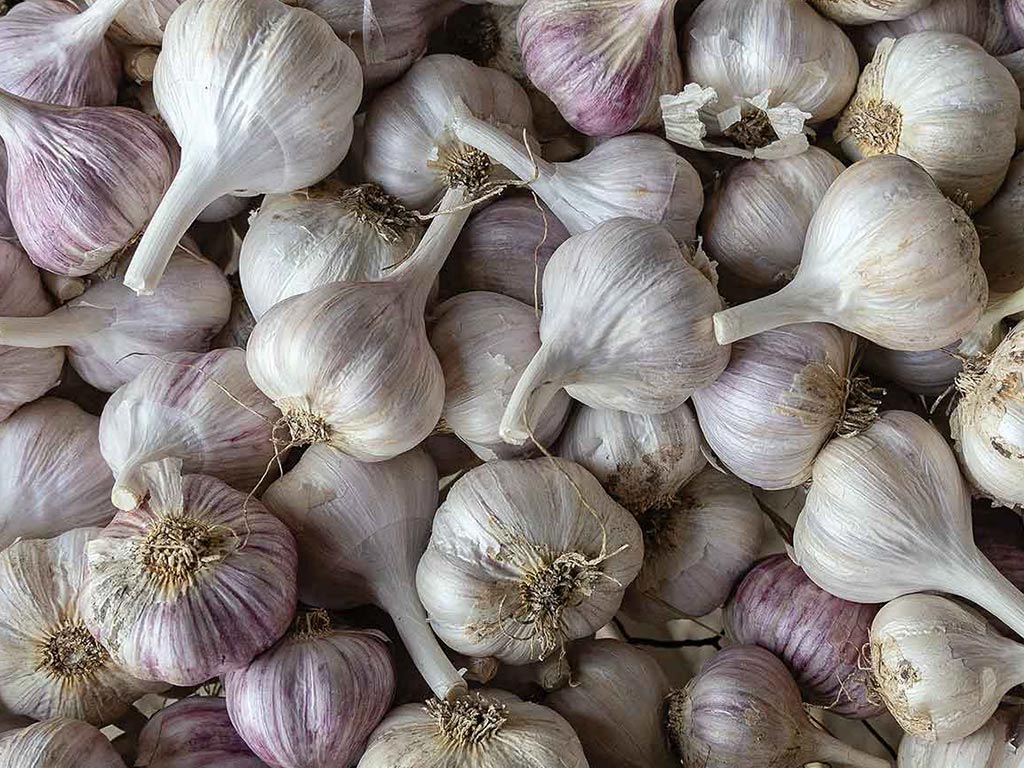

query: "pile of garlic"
xmin=4 ymin=0 xmax=1024 ymax=765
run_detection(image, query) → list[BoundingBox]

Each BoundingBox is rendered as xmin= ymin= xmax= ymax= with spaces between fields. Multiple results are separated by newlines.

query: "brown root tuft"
xmin=723 ymin=107 xmax=779 ymax=150
xmin=337 ymin=184 xmax=419 ymax=244
xmin=839 ymin=98 xmax=902 ymax=154
xmin=427 ymin=694 xmax=508 ymax=745
xmin=836 ymin=375 xmax=886 ymax=438
xmin=135 ymin=516 xmax=226 ymax=589
xmin=36 ymin=619 xmax=108 ymax=682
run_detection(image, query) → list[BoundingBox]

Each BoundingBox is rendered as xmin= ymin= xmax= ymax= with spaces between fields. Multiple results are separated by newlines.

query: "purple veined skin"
xmin=135 ymin=697 xmax=269 ymax=768
xmin=0 ymin=717 xmax=126 ymax=768
xmin=724 ymin=554 xmax=885 ymax=719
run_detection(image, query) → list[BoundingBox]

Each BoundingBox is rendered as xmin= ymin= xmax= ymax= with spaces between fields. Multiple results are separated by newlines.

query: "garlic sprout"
xmin=807 ymin=0 xmax=934 ymax=25
xmin=861 ymin=343 xmax=962 ymax=396
xmin=136 ymin=696 xmax=267 ymax=768
xmin=898 ymin=703 xmax=1024 ymax=767
xmin=0 ymin=717 xmax=127 ymax=768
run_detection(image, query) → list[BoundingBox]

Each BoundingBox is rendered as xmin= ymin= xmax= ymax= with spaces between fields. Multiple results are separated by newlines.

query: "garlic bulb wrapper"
xmin=0 ymin=529 xmax=164 ymax=724
xmin=0 ymin=249 xmax=231 ymax=392
xmin=262 ymin=446 xmax=468 ymax=702
xmin=83 ymin=0 xmax=183 ymax=45
xmin=898 ymin=704 xmax=1024 ymax=767
xmin=517 ymin=0 xmax=681 ymax=137
xmin=544 ymin=639 xmax=675 ymax=768
xmin=83 ymin=459 xmax=298 ymax=685
xmin=357 ymin=688 xmax=587 ymax=768
xmin=793 ymin=410 xmax=1024 ymax=640
xmin=861 ymin=343 xmax=962 ymax=396
xmin=501 ymin=219 xmax=727 ymax=444
xmin=1010 ymin=0 xmax=1024 ymax=45
xmin=0 ymin=718 xmax=126 ymax=768
xmin=0 ymin=398 xmax=114 ymax=549
xmin=662 ymin=0 xmax=858 ymax=159
xmin=416 ymin=458 xmax=643 ymax=664
xmin=429 ymin=291 xmax=571 ymax=461
xmin=807 ymin=0 xmax=934 ymax=25
xmin=123 ymin=0 xmax=363 ymax=295
xmin=666 ymin=645 xmax=892 ymax=768
xmin=713 ymin=154 xmax=986 ymax=351
xmin=98 ymin=348 xmax=280 ymax=511
xmin=239 ymin=181 xmax=423 ymax=319
xmin=724 ymin=553 xmax=883 ymax=718
xmin=976 ymin=153 xmax=1024 ymax=294
xmin=0 ymin=144 xmax=12 ymax=240
xmin=620 ymin=467 xmax=764 ymax=622
xmin=701 ymin=148 xmax=845 ymax=293
xmin=0 ymin=0 xmax=126 ymax=107
xmin=0 ymin=91 xmax=179 ymax=276
xmin=136 ymin=697 xmax=268 ymax=768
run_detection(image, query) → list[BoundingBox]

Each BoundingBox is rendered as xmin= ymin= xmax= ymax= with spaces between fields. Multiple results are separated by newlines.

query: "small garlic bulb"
xmin=136 ymin=696 xmax=267 ymax=768
xmin=416 ymin=458 xmax=643 ymax=664
xmin=239 ymin=181 xmax=423 ymax=319
xmin=501 ymin=218 xmax=728 ymax=444
xmin=83 ymin=458 xmax=298 ymax=685
xmin=713 ymin=154 xmax=986 ymax=351
xmin=0 ymin=718 xmax=126 ymax=768
xmin=898 ymin=704 xmax=1024 ymax=768
xmin=123 ymin=0 xmax=363 ymax=295
xmin=861 ymin=343 xmax=962 ymax=396
xmin=0 ymin=528 xmax=165 ymax=724
xmin=98 ymin=348 xmax=280 ymax=511
xmin=357 ymin=689 xmax=588 ymax=768
xmin=429 ymin=291 xmax=571 ymax=460
xmin=975 ymin=152 xmax=1024 ymax=294
xmin=807 ymin=0 xmax=934 ymax=24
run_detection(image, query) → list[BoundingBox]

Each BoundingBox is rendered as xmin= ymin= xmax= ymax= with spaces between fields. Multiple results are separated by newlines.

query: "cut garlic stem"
xmin=0 ymin=305 xmax=113 ymax=347
xmin=499 ymin=344 xmax=570 ymax=445
xmin=713 ymin=281 xmax=820 ymax=344
xmin=110 ymin=463 xmax=150 ymax=511
xmin=810 ymin=730 xmax=893 ymax=768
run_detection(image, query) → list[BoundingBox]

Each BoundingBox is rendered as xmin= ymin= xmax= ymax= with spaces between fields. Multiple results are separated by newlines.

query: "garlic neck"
xmin=953 ymin=552 xmax=1024 ymax=644
xmin=959 ymin=286 xmax=1024 ymax=358
xmin=500 ymin=344 xmax=572 ymax=445
xmin=712 ymin=279 xmax=821 ymax=345
xmin=0 ymin=89 xmax=40 ymax=143
xmin=0 ymin=305 xmax=114 ymax=349
xmin=449 ymin=110 xmax=554 ymax=187
xmin=59 ymin=0 xmax=132 ymax=46
xmin=806 ymin=727 xmax=893 ymax=768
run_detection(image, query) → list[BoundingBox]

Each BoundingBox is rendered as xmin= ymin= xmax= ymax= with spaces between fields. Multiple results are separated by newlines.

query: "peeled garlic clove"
xmin=501 ymin=219 xmax=727 ymax=444
xmin=807 ymin=0 xmax=934 ymax=24
xmin=713 ymin=154 xmax=986 ymax=351
xmin=0 ymin=398 xmax=114 ymax=549
xmin=976 ymin=152 xmax=1024 ymax=294
xmin=0 ymin=718 xmax=126 ymax=768
xmin=83 ymin=458 xmax=298 ymax=685
xmin=136 ymin=696 xmax=267 ymax=768
xmin=123 ymin=0 xmax=362 ymax=295
xmin=898 ymin=703 xmax=1024 ymax=767
xmin=0 ymin=91 xmax=179 ymax=276
xmin=225 ymin=613 xmax=396 ymax=768
xmin=239 ymin=181 xmax=423 ymax=319
xmin=861 ymin=343 xmax=962 ymax=396
xmin=98 ymin=348 xmax=280 ymax=511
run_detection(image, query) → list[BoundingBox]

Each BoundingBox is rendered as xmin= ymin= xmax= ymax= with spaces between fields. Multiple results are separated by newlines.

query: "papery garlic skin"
xmin=136 ymin=696 xmax=268 ymax=768
xmin=861 ymin=343 xmax=961 ymax=396
xmin=0 ymin=143 xmax=13 ymax=240
xmin=898 ymin=704 xmax=1024 ymax=768
xmin=0 ymin=718 xmax=126 ymax=768
xmin=85 ymin=0 xmax=183 ymax=45
xmin=808 ymin=0 xmax=934 ymax=24
xmin=975 ymin=152 xmax=1024 ymax=294
xmin=1010 ymin=0 xmax=1024 ymax=46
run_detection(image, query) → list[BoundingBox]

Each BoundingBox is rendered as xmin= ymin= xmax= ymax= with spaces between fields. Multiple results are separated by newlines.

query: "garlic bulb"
xmin=83 ymin=458 xmax=297 ymax=685
xmin=0 ymin=90 xmax=179 ymax=276
xmin=1010 ymin=0 xmax=1024 ymax=45
xmin=0 ymin=143 xmax=12 ymax=240
xmin=0 ymin=528 xmax=164 ymax=724
xmin=0 ymin=248 xmax=231 ymax=392
xmin=898 ymin=704 xmax=1024 ymax=767
xmin=262 ymin=446 xmax=468 ymax=702
xmin=239 ymin=181 xmax=423 ymax=319
xmin=429 ymin=291 xmax=571 ymax=460
xmin=136 ymin=697 xmax=267 ymax=768
xmin=556 ymin=403 xmax=705 ymax=516
xmin=837 ymin=33 xmax=1019 ymax=210
xmin=98 ymin=348 xmax=280 ymax=511
xmin=976 ymin=152 xmax=1024 ymax=294
xmin=692 ymin=323 xmax=864 ymax=490
xmin=807 ymin=0 xmax=934 ymax=25
xmin=196 ymin=194 xmax=248 ymax=224
xmin=213 ymin=276 xmax=256 ymax=351
xmin=861 ymin=343 xmax=962 ymax=396
xmin=959 ymin=286 xmax=1024 ymax=358
xmin=0 ymin=0 xmax=127 ymax=107
xmin=870 ymin=593 xmax=1024 ymax=743
xmin=713 ymin=154 xmax=986 ymax=351
xmin=0 ymin=244 xmax=63 ymax=421
xmin=416 ymin=458 xmax=643 ymax=664
xmin=517 ymin=0 xmax=682 ymax=137
xmin=357 ymin=689 xmax=588 ymax=768
xmin=0 ymin=398 xmax=114 ymax=549
xmin=702 ymin=148 xmax=845 ymax=293
xmin=661 ymin=0 xmax=858 ymax=158
xmin=501 ymin=218 xmax=727 ymax=444
xmin=620 ymin=467 xmax=764 ymax=622
xmin=0 ymin=718 xmax=126 ymax=768
xmin=122 ymin=0 xmax=363 ymax=295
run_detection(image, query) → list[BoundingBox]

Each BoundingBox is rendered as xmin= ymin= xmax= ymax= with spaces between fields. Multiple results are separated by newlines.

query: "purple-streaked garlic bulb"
xmin=861 ymin=343 xmax=962 ymax=396
xmin=517 ymin=0 xmax=682 ymax=137
xmin=898 ymin=703 xmax=1024 ymax=767
xmin=135 ymin=697 xmax=268 ymax=768
xmin=692 ymin=323 xmax=864 ymax=490
xmin=83 ymin=458 xmax=298 ymax=685
xmin=0 ymin=528 xmax=165 ymax=724
xmin=0 ymin=142 xmax=13 ymax=239
xmin=98 ymin=348 xmax=280 ymax=511
xmin=620 ymin=467 xmax=764 ymax=622
xmin=429 ymin=291 xmax=571 ymax=460
xmin=807 ymin=0 xmax=934 ymax=25
xmin=262 ymin=446 xmax=467 ymax=702
xmin=0 ymin=0 xmax=127 ymax=107
xmin=666 ymin=645 xmax=892 ymax=768
xmin=0 ymin=398 xmax=114 ymax=548
xmin=0 ymin=248 xmax=231 ymax=392
xmin=545 ymin=639 xmax=676 ymax=768
xmin=0 ymin=91 xmax=179 ymax=276
xmin=724 ymin=554 xmax=883 ymax=718
xmin=0 ymin=717 xmax=126 ymax=768
xmin=0 ymin=244 xmax=63 ymax=421
xmin=225 ymin=611 xmax=396 ymax=768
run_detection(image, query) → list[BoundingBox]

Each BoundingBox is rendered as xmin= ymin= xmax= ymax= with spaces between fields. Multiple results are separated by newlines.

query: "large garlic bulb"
xmin=0 ymin=528 xmax=164 ymax=724
xmin=837 ymin=32 xmax=1019 ymax=210
xmin=713 ymin=154 xmax=986 ymax=351
xmin=136 ymin=696 xmax=267 ymax=768
xmin=416 ymin=458 xmax=643 ymax=664
xmin=808 ymin=0 xmax=934 ymax=25
xmin=975 ymin=152 xmax=1024 ymax=294
xmin=861 ymin=343 xmax=962 ymax=396
xmin=898 ymin=704 xmax=1024 ymax=767
xmin=501 ymin=218 xmax=728 ymax=444
xmin=0 ymin=718 xmax=126 ymax=768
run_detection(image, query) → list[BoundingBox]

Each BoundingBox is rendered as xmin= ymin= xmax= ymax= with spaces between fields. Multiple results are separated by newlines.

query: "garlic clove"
xmin=0 ymin=717 xmax=127 ymax=768
xmin=897 ymin=703 xmax=1024 ymax=767
xmin=135 ymin=696 xmax=268 ymax=768
xmin=807 ymin=0 xmax=935 ymax=25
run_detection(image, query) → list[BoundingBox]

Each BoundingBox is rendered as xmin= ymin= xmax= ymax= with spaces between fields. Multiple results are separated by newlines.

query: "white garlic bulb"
xmin=837 ymin=32 xmax=1019 ymax=210
xmin=501 ymin=218 xmax=728 ymax=444
xmin=429 ymin=291 xmax=571 ymax=461
xmin=975 ymin=152 xmax=1024 ymax=294
xmin=807 ymin=0 xmax=934 ymax=25
xmin=713 ymin=154 xmax=986 ymax=351
xmin=239 ymin=181 xmax=423 ymax=319
xmin=98 ymin=348 xmax=280 ymax=511
xmin=898 ymin=704 xmax=1024 ymax=767
xmin=416 ymin=458 xmax=643 ymax=664
xmin=0 ymin=718 xmax=126 ymax=768
xmin=123 ymin=0 xmax=363 ymax=295
xmin=861 ymin=343 xmax=962 ymax=396
xmin=0 ymin=528 xmax=164 ymax=725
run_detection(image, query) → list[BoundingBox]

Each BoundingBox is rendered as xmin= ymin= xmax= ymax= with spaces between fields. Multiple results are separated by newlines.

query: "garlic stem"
xmin=959 ymin=286 xmax=1024 ymax=357
xmin=500 ymin=344 xmax=571 ymax=445
xmin=0 ymin=305 xmax=114 ymax=348
xmin=111 ymin=463 xmax=151 ymax=511
xmin=955 ymin=552 xmax=1024 ymax=642
xmin=450 ymin=111 xmax=555 ymax=186
xmin=809 ymin=728 xmax=893 ymax=768
xmin=713 ymin=281 xmax=820 ymax=345
xmin=62 ymin=0 xmax=132 ymax=43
